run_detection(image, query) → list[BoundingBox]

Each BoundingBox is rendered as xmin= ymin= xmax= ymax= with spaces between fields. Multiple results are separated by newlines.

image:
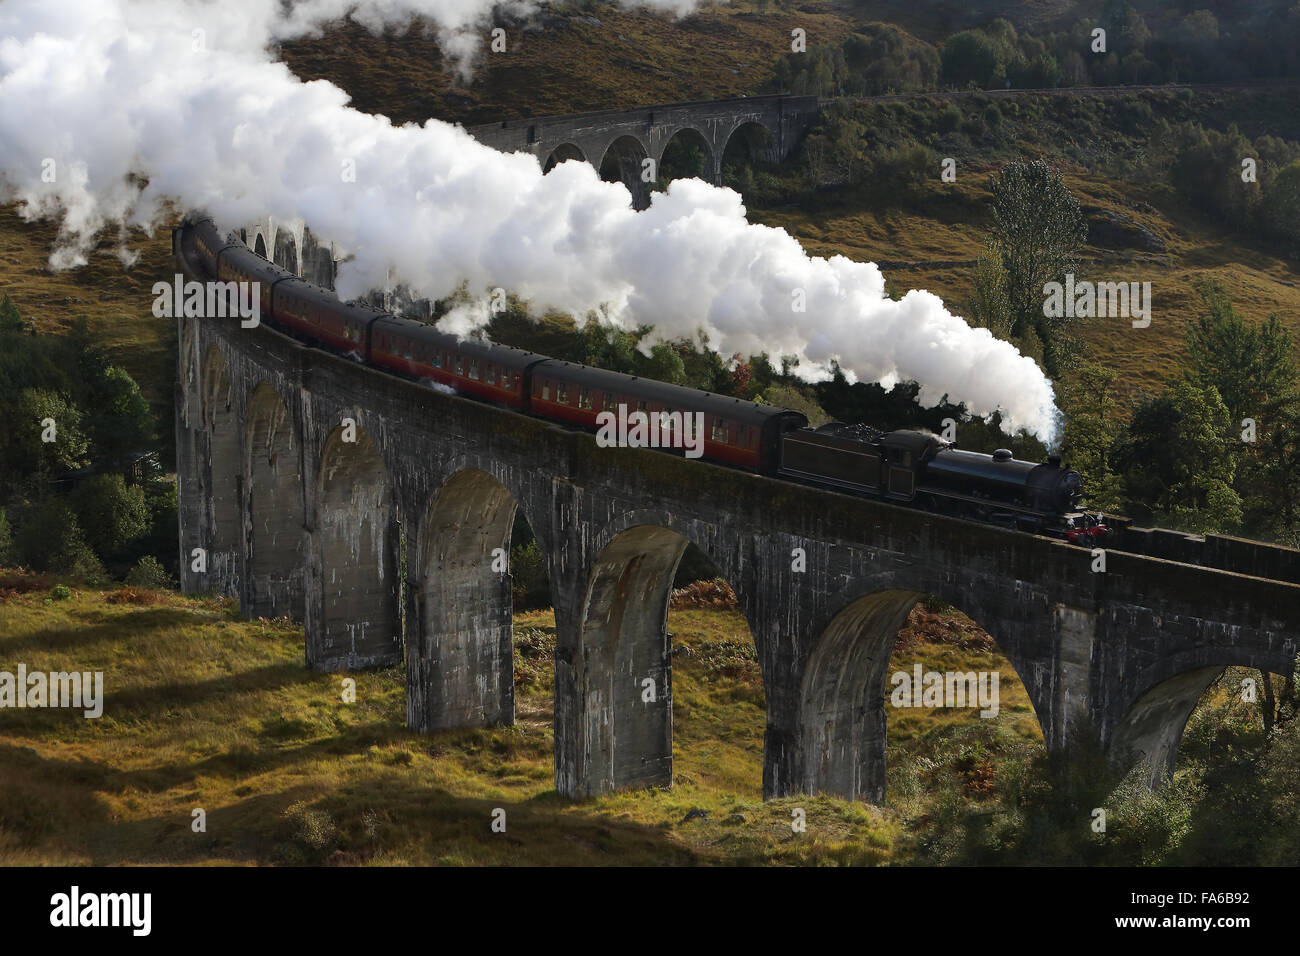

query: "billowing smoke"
xmin=0 ymin=0 xmax=1061 ymax=439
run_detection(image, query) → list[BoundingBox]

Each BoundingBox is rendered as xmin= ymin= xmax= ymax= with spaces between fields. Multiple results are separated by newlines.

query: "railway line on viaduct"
xmin=174 ymin=260 xmax=1299 ymax=804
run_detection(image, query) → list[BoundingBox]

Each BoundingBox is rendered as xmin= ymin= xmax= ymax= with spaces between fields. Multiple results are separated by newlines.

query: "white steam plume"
xmin=0 ymin=0 xmax=1060 ymax=439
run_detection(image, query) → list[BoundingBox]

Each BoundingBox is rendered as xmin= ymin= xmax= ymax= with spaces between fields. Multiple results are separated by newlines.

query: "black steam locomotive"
xmin=174 ymin=215 xmax=1107 ymax=543
xmin=778 ymin=422 xmax=1105 ymax=541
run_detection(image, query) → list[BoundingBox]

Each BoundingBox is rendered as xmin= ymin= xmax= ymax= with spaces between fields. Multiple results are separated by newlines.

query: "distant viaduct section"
xmin=465 ymin=94 xmax=822 ymax=209
xmin=175 ymin=232 xmax=1300 ymax=802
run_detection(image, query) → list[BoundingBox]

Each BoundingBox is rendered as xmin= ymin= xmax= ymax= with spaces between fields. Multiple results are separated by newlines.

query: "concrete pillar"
xmin=200 ymin=344 xmax=241 ymax=599
xmin=798 ymin=589 xmax=921 ymax=802
xmin=616 ymin=149 xmax=652 ymax=211
xmin=554 ymin=524 xmax=684 ymax=797
xmin=1107 ymin=666 xmax=1223 ymax=788
xmin=305 ymin=421 xmax=402 ymax=670
xmin=407 ymin=469 xmax=517 ymax=731
xmin=242 ymin=383 xmax=305 ymax=620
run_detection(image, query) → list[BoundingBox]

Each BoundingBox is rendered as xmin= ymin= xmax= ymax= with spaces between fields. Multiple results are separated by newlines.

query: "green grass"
xmin=3 ymin=575 xmax=1292 ymax=865
xmin=0 ymin=577 xmax=1045 ymax=865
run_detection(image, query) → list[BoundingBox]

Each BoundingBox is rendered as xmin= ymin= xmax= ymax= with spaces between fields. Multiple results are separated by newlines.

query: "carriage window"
xmin=578 ymin=387 xmax=593 ymax=410
xmin=556 ymin=384 xmax=569 ymax=404
xmin=603 ymin=392 xmax=618 ymax=412
xmin=636 ymin=399 xmax=649 ymax=413
xmin=455 ymin=355 xmax=464 ymax=375
xmin=469 ymin=360 xmax=480 ymax=380
xmin=659 ymin=410 xmax=675 ymax=431
xmin=486 ymin=365 xmax=497 ymax=384
xmin=541 ymin=380 xmax=551 ymax=401
xmin=712 ymin=418 xmax=729 ymax=442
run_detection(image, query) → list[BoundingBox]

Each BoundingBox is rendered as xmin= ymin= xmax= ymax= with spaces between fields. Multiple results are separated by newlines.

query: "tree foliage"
xmin=986 ymin=159 xmax=1087 ymax=377
xmin=1114 ymin=381 xmax=1242 ymax=533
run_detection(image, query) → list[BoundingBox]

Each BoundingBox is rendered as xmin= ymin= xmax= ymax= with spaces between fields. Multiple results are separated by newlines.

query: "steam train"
xmin=175 ymin=215 xmax=1107 ymax=543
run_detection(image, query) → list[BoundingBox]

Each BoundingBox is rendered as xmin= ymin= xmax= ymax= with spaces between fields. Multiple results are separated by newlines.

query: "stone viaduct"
xmin=466 ymin=94 xmax=822 ymax=209
xmin=174 ymin=231 xmax=1300 ymax=802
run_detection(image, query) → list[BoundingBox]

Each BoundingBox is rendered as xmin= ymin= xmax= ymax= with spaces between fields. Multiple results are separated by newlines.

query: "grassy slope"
xmin=5 ymin=578 xmax=1276 ymax=866
xmin=758 ymin=168 xmax=1300 ymax=410
xmin=276 ymin=2 xmax=855 ymax=124
xmin=0 ymin=579 xmax=1046 ymax=865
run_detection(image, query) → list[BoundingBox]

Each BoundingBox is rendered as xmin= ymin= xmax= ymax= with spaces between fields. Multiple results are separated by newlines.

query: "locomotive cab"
xmin=879 ymin=430 xmax=945 ymax=500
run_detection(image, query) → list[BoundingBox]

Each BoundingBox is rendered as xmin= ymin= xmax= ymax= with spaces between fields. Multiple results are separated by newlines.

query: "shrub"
xmin=70 ymin=473 xmax=149 ymax=558
xmin=13 ymin=497 xmax=107 ymax=583
xmin=50 ymin=584 xmax=72 ymax=601
xmin=936 ymin=103 xmax=963 ymax=133
xmin=105 ymin=586 xmax=161 ymax=606
xmin=125 ymin=554 xmax=173 ymax=590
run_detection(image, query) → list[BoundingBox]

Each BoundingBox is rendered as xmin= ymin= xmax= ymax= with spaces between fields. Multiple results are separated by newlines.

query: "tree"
xmin=1102 ymin=0 xmax=1151 ymax=53
xmin=941 ymin=30 xmax=1001 ymax=88
xmin=83 ymin=365 xmax=155 ymax=468
xmin=1183 ymin=282 xmax=1297 ymax=427
xmin=967 ymin=252 xmax=1013 ymax=341
xmin=0 ymin=509 xmax=14 ymax=566
xmin=986 ymin=159 xmax=1087 ymax=377
xmin=1 ymin=389 xmax=90 ymax=487
xmin=1114 ymin=382 xmax=1242 ymax=533
xmin=70 ymin=473 xmax=150 ymax=559
xmin=1059 ymin=363 xmax=1125 ymax=513
xmin=1181 ymin=282 xmax=1298 ymax=538
xmin=634 ymin=341 xmax=687 ymax=386
xmin=0 ymin=293 xmax=22 ymax=333
xmin=509 ymin=539 xmax=550 ymax=610
xmin=1262 ymin=402 xmax=1300 ymax=537
xmin=760 ymin=383 xmax=831 ymax=426
xmin=1266 ymin=160 xmax=1300 ymax=248
xmin=12 ymin=497 xmax=105 ymax=580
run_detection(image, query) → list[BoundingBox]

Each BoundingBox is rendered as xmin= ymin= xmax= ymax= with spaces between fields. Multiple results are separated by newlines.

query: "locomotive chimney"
xmin=1047 ymin=454 xmax=1062 ymax=467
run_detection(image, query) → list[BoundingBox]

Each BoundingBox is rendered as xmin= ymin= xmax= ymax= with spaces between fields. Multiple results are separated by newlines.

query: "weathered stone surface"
xmin=175 ymin=261 xmax=1300 ymax=804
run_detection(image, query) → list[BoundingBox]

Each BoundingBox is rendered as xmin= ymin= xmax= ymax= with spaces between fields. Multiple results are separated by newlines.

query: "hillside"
xmin=276 ymin=1 xmax=856 ymax=123
xmin=5 ymin=11 xmax=1300 ymax=421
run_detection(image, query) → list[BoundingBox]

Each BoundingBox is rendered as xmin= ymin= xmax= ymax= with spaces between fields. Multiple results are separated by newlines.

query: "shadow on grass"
xmin=0 ymin=607 xmax=204 ymax=656
xmin=1 ymin=739 xmax=699 ymax=865
xmin=0 ymin=661 xmax=318 ymax=735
